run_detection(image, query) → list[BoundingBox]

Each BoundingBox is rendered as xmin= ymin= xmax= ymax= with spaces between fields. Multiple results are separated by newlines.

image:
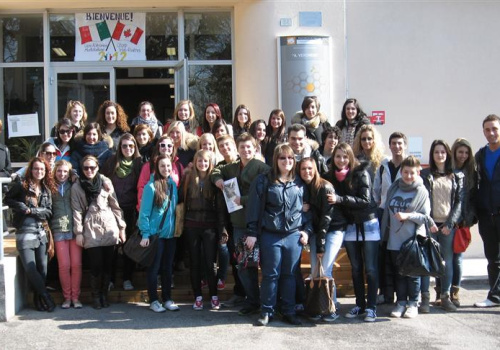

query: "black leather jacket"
xmin=5 ymin=180 xmax=52 ymax=234
xmin=420 ymin=168 xmax=464 ymax=230
xmin=323 ymin=161 xmax=378 ymax=225
xmin=308 ymin=181 xmax=348 ymax=253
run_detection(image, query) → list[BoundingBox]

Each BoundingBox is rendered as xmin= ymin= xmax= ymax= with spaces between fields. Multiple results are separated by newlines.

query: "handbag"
xmin=453 ymin=226 xmax=471 ymax=253
xmin=397 ymin=230 xmax=445 ymax=278
xmin=174 ymin=203 xmax=185 ymax=238
xmin=304 ymin=257 xmax=336 ymax=317
xmin=123 ymin=227 xmax=159 ymax=267
xmin=123 ymin=183 xmax=172 ymax=267
xmin=235 ymin=235 xmax=260 ymax=269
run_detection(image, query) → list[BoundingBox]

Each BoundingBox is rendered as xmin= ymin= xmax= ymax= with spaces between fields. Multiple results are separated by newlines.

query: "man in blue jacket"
xmin=474 ymin=114 xmax=500 ymax=307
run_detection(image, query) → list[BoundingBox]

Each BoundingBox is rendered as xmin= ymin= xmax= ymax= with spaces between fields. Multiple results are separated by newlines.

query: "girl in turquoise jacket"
xmin=138 ymin=154 xmax=179 ymax=313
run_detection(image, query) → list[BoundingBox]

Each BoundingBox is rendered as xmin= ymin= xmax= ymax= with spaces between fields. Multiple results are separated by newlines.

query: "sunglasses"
xmin=121 ymin=144 xmax=135 ymax=149
xmin=361 ymin=137 xmax=373 ymax=142
xmin=83 ymin=166 xmax=97 ymax=171
xmin=159 ymin=143 xmax=173 ymax=148
xmin=58 ymin=129 xmax=73 ymax=135
xmin=43 ymin=151 xmax=57 ymax=157
xmin=278 ymin=156 xmax=294 ymax=161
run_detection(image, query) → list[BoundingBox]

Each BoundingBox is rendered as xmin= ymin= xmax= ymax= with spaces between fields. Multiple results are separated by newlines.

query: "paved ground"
xmin=0 ymin=278 xmax=498 ymax=350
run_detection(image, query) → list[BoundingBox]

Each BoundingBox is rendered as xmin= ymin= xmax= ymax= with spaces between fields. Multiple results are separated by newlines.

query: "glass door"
xmin=50 ymin=67 xmax=115 ymax=129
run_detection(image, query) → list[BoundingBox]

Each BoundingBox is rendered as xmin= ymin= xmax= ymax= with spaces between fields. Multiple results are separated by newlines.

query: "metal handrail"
xmin=0 ymin=177 xmax=12 ymax=262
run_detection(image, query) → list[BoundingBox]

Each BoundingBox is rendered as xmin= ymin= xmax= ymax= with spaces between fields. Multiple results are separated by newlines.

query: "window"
xmin=3 ymin=67 xmax=44 ymax=162
xmin=1 ymin=15 xmax=43 ymax=62
xmin=188 ymin=65 xmax=232 ymax=123
xmin=146 ymin=13 xmax=178 ymax=61
xmin=50 ymin=14 xmax=75 ymax=62
xmin=185 ymin=12 xmax=231 ymax=60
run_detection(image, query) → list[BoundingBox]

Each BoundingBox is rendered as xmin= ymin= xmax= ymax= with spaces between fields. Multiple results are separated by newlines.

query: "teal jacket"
xmin=138 ymin=176 xmax=178 ymax=239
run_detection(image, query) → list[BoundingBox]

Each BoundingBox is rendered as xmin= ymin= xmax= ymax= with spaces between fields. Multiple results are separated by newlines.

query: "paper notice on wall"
xmin=408 ymin=136 xmax=423 ymax=159
xmin=7 ymin=113 xmax=40 ymax=138
xmin=75 ymin=12 xmax=146 ymax=61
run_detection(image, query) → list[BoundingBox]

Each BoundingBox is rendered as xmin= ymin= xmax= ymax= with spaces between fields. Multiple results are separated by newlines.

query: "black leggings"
xmin=86 ymin=245 xmax=115 ymax=278
xmin=185 ymin=227 xmax=218 ymax=297
xmin=18 ymin=243 xmax=48 ymax=294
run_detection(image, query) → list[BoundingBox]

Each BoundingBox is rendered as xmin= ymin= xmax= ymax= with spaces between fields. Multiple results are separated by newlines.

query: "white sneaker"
xmin=150 ymin=300 xmax=166 ymax=313
xmin=390 ymin=303 xmax=406 ymax=318
xmin=165 ymin=300 xmax=180 ymax=311
xmin=474 ymin=298 xmax=500 ymax=308
xmin=123 ymin=280 xmax=134 ymax=291
xmin=403 ymin=304 xmax=418 ymax=318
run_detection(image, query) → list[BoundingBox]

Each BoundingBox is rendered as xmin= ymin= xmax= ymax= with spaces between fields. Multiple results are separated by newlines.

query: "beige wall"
xmin=346 ymin=0 xmax=500 ymax=161
xmin=233 ymin=1 xmax=346 ymax=123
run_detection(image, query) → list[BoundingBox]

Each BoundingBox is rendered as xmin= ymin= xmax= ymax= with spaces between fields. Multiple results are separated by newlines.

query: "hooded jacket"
xmin=70 ymin=131 xmax=113 ymax=175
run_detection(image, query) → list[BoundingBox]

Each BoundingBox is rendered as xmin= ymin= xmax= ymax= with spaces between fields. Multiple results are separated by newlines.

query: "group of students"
xmin=1 ymin=95 xmax=487 ymax=326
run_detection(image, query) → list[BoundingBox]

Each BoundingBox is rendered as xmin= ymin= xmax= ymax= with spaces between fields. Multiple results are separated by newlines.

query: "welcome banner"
xmin=75 ymin=12 xmax=146 ymax=61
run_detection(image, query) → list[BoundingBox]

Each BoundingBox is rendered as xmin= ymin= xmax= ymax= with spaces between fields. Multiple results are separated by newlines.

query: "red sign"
xmin=371 ymin=111 xmax=385 ymax=125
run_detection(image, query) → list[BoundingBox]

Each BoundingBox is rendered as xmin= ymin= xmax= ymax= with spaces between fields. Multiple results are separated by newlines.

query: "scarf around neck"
xmin=116 ymin=158 xmax=133 ymax=178
xmin=136 ymin=115 xmax=158 ymax=136
xmin=301 ymin=114 xmax=320 ymax=131
xmin=80 ymin=174 xmax=102 ymax=205
xmin=335 ymin=168 xmax=349 ymax=182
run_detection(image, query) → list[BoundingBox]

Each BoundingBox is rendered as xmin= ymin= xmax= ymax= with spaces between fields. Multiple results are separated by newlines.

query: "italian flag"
xmin=112 ymin=22 xmax=144 ymax=45
xmin=79 ymin=21 xmax=112 ymax=44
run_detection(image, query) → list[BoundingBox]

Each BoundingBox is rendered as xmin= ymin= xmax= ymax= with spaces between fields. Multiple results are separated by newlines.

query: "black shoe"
xmin=40 ymin=292 xmax=56 ymax=312
xmin=238 ymin=306 xmax=260 ymax=316
xmin=256 ymin=313 xmax=271 ymax=326
xmin=282 ymin=314 xmax=302 ymax=326
xmin=34 ymin=293 xmax=47 ymax=311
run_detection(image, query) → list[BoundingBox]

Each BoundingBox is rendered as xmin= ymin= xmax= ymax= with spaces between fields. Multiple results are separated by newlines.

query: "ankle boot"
xmin=451 ymin=285 xmax=460 ymax=307
xmin=440 ymin=292 xmax=457 ymax=312
xmin=434 ymin=286 xmax=441 ymax=306
xmin=34 ymin=292 xmax=47 ymax=311
xmin=90 ymin=274 xmax=102 ymax=309
xmin=419 ymin=292 xmax=431 ymax=313
xmin=40 ymin=292 xmax=56 ymax=312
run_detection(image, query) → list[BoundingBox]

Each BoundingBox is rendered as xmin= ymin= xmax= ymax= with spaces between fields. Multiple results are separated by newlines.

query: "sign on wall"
xmin=75 ymin=12 xmax=146 ymax=61
xmin=278 ymin=36 xmax=331 ymax=125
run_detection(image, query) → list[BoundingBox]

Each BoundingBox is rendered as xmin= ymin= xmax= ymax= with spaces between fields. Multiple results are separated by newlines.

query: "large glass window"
xmin=1 ymin=15 xmax=43 ymax=62
xmin=185 ymin=12 xmax=231 ymax=60
xmin=50 ymin=14 xmax=75 ymax=62
xmin=146 ymin=13 xmax=178 ymax=61
xmin=188 ymin=65 xmax=232 ymax=123
xmin=3 ymin=67 xmax=44 ymax=162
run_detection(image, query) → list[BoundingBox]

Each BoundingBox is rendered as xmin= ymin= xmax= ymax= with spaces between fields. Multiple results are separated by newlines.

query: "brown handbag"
xmin=304 ymin=257 xmax=336 ymax=316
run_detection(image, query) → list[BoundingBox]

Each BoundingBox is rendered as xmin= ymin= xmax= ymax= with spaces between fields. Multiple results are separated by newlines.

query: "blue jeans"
xmin=344 ymin=240 xmax=379 ymax=311
xmin=435 ymin=228 xmax=455 ymax=295
xmin=217 ymin=243 xmax=230 ymax=282
xmin=260 ymin=230 xmax=302 ymax=315
xmin=389 ymin=250 xmax=421 ymax=306
xmin=452 ymin=252 xmax=463 ymax=287
xmin=147 ymin=238 xmax=176 ymax=303
xmin=309 ymin=230 xmax=344 ymax=302
xmin=233 ymin=228 xmax=260 ymax=307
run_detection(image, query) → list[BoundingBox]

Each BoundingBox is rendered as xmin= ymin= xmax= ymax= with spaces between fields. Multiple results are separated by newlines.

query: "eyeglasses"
xmin=159 ymin=143 xmax=173 ymax=149
xmin=361 ymin=137 xmax=373 ymax=142
xmin=43 ymin=151 xmax=57 ymax=157
xmin=278 ymin=156 xmax=294 ymax=161
xmin=83 ymin=166 xmax=97 ymax=171
xmin=121 ymin=144 xmax=135 ymax=149
xmin=58 ymin=129 xmax=73 ymax=135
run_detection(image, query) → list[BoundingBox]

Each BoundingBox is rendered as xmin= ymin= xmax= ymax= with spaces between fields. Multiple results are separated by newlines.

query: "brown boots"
xmin=451 ymin=285 xmax=460 ymax=307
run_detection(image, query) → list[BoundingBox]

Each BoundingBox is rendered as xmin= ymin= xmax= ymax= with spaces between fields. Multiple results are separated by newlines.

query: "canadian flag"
xmin=112 ymin=22 xmax=144 ymax=45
